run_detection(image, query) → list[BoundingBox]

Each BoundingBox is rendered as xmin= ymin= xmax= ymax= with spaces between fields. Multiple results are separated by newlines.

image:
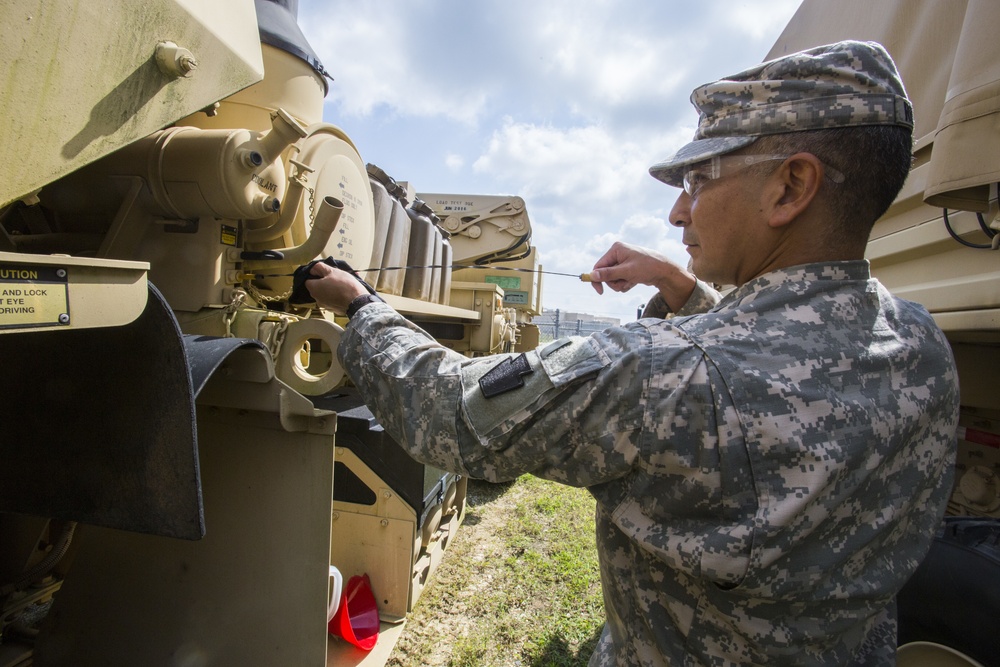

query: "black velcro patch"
xmin=478 ymin=353 xmax=534 ymax=399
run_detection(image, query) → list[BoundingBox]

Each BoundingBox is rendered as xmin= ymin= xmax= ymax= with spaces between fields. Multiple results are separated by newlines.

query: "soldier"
xmin=306 ymin=41 xmax=958 ymax=666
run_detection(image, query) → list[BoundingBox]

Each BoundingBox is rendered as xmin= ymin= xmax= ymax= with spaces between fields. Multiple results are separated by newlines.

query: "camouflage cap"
xmin=649 ymin=40 xmax=913 ymax=187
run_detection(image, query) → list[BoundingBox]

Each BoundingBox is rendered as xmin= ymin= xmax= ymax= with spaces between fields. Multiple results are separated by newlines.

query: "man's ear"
xmin=764 ymin=152 xmax=824 ymax=229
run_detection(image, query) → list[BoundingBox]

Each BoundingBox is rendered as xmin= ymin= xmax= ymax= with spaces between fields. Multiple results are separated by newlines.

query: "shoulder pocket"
xmin=461 ymin=337 xmax=608 ymax=443
xmin=538 ymin=336 xmax=609 ymax=386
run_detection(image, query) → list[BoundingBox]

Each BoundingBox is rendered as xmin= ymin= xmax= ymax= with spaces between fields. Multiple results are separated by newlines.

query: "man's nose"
xmin=668 ymin=193 xmax=690 ymax=227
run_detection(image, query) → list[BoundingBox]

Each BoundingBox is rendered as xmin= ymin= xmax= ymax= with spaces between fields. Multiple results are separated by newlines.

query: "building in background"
xmin=534 ymin=308 xmax=621 ymax=341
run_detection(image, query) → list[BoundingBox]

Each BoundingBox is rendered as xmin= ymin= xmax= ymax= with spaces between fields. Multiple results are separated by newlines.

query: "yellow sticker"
xmin=220 ymin=224 xmax=239 ymax=246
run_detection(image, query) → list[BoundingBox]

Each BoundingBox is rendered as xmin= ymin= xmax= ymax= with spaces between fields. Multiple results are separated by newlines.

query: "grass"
xmin=387 ymin=476 xmax=605 ymax=667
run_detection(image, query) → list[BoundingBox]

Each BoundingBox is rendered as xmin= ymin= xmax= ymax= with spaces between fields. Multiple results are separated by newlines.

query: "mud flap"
xmin=0 ymin=284 xmax=265 ymax=540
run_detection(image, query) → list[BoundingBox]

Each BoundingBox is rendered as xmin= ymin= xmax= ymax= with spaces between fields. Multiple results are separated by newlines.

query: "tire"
xmin=896 ymin=517 xmax=1000 ymax=667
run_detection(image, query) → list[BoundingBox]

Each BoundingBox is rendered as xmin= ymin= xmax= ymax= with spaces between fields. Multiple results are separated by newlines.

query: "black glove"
xmin=288 ymin=258 xmax=376 ymax=305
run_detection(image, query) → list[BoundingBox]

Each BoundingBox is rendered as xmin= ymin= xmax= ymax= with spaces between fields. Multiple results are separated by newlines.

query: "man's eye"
xmin=684 ymin=171 xmax=709 ymax=195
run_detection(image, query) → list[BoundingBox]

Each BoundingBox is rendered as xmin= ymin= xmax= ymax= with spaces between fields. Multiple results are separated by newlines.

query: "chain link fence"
xmin=534 ymin=310 xmax=621 ymax=343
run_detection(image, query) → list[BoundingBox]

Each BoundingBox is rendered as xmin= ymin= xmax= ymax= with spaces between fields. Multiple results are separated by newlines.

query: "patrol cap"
xmin=649 ymin=40 xmax=913 ymax=187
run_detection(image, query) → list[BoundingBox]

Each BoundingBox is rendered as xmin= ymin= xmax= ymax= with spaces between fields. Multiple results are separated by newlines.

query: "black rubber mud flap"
xmin=897 ymin=516 xmax=1000 ymax=665
xmin=0 ymin=284 xmax=265 ymax=540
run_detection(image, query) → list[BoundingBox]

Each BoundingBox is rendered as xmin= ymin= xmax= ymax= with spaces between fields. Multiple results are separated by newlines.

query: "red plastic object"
xmin=328 ymin=573 xmax=379 ymax=651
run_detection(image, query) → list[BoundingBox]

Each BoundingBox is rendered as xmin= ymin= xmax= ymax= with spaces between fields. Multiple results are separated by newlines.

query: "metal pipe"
xmin=255 ymin=109 xmax=308 ymax=166
xmin=244 ymin=173 xmax=306 ymax=244
xmin=242 ymin=196 xmax=343 ymax=271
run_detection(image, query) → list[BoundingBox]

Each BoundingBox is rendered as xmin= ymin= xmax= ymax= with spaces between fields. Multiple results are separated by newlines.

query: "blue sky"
xmin=296 ymin=0 xmax=803 ymax=322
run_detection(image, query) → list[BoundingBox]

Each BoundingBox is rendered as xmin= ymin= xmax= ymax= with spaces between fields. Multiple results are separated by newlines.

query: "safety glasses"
xmin=682 ymin=154 xmax=845 ymax=197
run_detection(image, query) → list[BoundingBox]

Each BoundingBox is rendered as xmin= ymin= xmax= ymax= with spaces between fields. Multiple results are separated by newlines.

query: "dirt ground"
xmin=387 ymin=479 xmax=518 ymax=666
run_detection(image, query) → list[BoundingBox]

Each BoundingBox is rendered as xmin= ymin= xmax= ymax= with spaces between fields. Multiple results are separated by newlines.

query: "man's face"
xmin=668 ymin=153 xmax=772 ymax=286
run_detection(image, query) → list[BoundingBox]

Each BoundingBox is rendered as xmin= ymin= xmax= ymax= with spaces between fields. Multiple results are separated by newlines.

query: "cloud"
xmin=471 ymin=118 xmax=692 ymax=204
xmin=527 ymin=208 xmax=691 ymax=325
xmin=530 ymin=5 xmax=692 ymax=111
xmin=299 ymin=3 xmax=495 ymax=125
xmin=710 ymin=0 xmax=804 ymax=42
xmin=445 ymin=153 xmax=465 ymax=171
xmin=464 ymin=117 xmax=696 ymax=322
xmin=299 ymin=1 xmax=733 ymax=130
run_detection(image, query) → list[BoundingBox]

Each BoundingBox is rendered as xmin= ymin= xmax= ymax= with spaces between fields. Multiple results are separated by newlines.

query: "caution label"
xmin=220 ymin=224 xmax=239 ymax=246
xmin=0 ymin=264 xmax=69 ymax=329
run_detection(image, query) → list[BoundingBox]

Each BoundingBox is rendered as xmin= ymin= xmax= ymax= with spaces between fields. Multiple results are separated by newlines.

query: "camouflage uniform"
xmin=337 ymin=260 xmax=958 ymax=666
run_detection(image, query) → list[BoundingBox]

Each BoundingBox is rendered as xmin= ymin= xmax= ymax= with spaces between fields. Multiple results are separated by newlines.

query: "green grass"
xmin=388 ymin=475 xmax=605 ymax=667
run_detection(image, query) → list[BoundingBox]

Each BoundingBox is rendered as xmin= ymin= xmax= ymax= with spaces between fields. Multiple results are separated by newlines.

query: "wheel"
xmin=896 ymin=517 xmax=1000 ymax=667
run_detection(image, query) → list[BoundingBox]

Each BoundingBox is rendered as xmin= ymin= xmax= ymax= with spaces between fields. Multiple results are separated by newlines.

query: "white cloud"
xmin=300 ymin=3 xmax=492 ymax=125
xmin=445 ymin=153 xmax=464 ymax=171
xmin=527 ymin=209 xmax=691 ymax=324
xmin=463 ymin=117 xmax=697 ymax=322
xmin=471 ymin=118 xmax=691 ymax=205
xmin=532 ymin=7 xmax=691 ymax=110
xmin=618 ymin=213 xmax=689 ymax=266
xmin=712 ymin=0 xmax=804 ymax=42
xmin=300 ymin=0 xmax=804 ymax=138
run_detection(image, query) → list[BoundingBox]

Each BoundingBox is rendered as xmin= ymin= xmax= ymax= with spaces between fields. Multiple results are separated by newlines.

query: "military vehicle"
xmin=771 ymin=2 xmax=1000 ymax=666
xmin=0 ymin=1 xmax=539 ymax=664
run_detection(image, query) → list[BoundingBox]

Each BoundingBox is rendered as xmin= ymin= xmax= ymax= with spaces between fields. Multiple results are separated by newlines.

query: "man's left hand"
xmin=305 ymin=261 xmax=368 ymax=315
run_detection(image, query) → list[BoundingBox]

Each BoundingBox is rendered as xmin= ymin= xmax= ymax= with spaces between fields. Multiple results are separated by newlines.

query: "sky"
xmin=295 ymin=0 xmax=803 ymax=323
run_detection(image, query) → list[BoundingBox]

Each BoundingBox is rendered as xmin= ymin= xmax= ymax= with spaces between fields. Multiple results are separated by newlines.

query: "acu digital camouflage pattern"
xmin=641 ymin=279 xmax=720 ymax=319
xmin=650 ymin=40 xmax=914 ymax=187
xmin=337 ymin=259 xmax=958 ymax=666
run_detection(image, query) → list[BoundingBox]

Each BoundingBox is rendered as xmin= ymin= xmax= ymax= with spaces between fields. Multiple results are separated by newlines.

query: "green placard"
xmin=485 ymin=275 xmax=521 ymax=290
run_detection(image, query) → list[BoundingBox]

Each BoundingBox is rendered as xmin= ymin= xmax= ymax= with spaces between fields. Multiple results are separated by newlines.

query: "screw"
xmin=58 ymin=313 xmax=69 ymax=324
xmin=380 ymin=519 xmax=389 ymax=527
xmin=178 ymin=54 xmax=198 ymax=74
xmin=56 ymin=268 xmax=67 ymax=279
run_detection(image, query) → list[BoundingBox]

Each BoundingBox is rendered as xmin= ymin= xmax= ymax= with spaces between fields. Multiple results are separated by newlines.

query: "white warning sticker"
xmin=0 ymin=264 xmax=69 ymax=329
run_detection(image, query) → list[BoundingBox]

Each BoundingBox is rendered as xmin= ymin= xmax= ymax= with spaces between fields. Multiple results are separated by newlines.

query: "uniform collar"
xmin=718 ymin=260 xmax=872 ymax=309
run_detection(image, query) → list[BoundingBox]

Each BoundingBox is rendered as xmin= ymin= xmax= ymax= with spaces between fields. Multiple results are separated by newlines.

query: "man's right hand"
xmin=589 ymin=241 xmax=697 ymax=313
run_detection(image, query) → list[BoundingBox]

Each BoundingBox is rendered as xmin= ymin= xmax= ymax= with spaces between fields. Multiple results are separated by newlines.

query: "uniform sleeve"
xmin=642 ymin=279 xmax=722 ymax=319
xmin=336 ymin=302 xmax=654 ymax=485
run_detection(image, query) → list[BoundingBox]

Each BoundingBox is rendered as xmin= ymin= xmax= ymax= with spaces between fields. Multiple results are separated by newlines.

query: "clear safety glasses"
xmin=682 ymin=154 xmax=846 ymax=197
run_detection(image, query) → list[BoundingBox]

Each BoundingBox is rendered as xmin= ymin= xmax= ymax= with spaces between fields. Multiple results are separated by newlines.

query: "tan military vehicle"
xmin=771 ymin=2 xmax=1000 ymax=665
xmin=0 ymin=1 xmax=538 ymax=664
